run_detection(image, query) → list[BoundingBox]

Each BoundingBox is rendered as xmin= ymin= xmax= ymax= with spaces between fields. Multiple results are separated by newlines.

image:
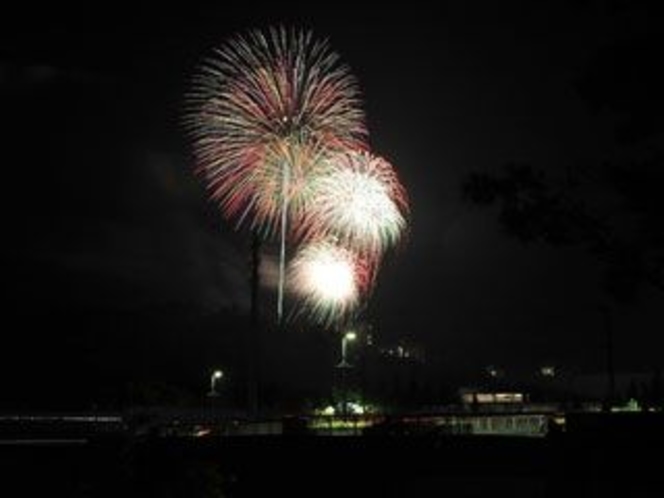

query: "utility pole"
xmin=600 ymin=305 xmax=616 ymax=410
xmin=248 ymin=233 xmax=261 ymax=418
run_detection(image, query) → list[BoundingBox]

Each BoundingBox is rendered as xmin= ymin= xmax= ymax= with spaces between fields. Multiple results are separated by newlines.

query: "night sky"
xmin=2 ymin=2 xmax=662 ymax=409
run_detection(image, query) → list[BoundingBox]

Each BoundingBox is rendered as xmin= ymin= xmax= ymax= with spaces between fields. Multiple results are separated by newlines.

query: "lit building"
xmin=460 ymin=390 xmax=526 ymax=405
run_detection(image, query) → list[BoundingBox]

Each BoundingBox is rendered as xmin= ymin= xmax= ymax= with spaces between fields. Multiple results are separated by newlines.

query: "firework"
xmin=185 ymin=26 xmax=367 ymax=236
xmin=297 ymin=150 xmax=409 ymax=259
xmin=185 ymin=27 xmax=368 ymax=323
xmin=288 ymin=240 xmax=368 ymax=325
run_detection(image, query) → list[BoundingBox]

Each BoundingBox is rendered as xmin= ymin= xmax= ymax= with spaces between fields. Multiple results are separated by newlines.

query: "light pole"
xmin=337 ymin=331 xmax=356 ymax=418
xmin=337 ymin=331 xmax=357 ymax=368
xmin=208 ymin=369 xmax=224 ymax=397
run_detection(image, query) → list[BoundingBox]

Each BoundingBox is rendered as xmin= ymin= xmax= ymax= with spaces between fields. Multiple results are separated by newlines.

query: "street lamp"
xmin=208 ymin=369 xmax=224 ymax=397
xmin=337 ymin=331 xmax=357 ymax=368
xmin=337 ymin=331 xmax=357 ymax=420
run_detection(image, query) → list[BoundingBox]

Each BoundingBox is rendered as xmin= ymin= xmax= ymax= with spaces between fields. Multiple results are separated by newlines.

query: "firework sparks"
xmin=184 ymin=26 xmax=411 ymax=326
xmin=297 ymin=150 xmax=409 ymax=258
xmin=288 ymin=240 xmax=368 ymax=325
xmin=185 ymin=26 xmax=367 ymax=236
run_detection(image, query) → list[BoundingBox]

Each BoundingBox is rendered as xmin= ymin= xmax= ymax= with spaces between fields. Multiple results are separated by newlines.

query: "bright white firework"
xmin=288 ymin=240 xmax=366 ymax=325
xmin=297 ymin=150 xmax=409 ymax=260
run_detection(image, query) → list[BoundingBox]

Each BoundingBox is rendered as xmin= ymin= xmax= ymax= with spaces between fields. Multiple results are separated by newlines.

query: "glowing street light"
xmin=337 ymin=331 xmax=357 ymax=368
xmin=208 ymin=369 xmax=224 ymax=397
xmin=336 ymin=331 xmax=357 ymax=419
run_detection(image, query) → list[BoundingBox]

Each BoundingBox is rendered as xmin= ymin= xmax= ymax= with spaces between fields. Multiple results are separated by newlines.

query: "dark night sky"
xmin=2 ymin=2 xmax=663 ymax=408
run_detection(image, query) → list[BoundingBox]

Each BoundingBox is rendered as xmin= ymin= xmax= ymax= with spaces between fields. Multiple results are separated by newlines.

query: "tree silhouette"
xmin=463 ymin=19 xmax=662 ymax=406
xmin=463 ymin=27 xmax=664 ymax=304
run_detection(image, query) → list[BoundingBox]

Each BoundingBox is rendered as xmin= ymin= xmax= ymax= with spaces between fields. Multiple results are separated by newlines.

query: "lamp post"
xmin=337 ymin=331 xmax=357 ymax=368
xmin=208 ymin=370 xmax=224 ymax=397
xmin=337 ymin=331 xmax=356 ymax=419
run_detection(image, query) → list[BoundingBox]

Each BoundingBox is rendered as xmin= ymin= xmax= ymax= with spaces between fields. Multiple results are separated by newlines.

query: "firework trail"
xmin=297 ymin=150 xmax=409 ymax=261
xmin=288 ymin=240 xmax=369 ymax=326
xmin=185 ymin=26 xmax=367 ymax=237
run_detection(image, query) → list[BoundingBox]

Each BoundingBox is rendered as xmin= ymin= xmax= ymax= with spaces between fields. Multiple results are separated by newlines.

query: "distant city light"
xmin=485 ymin=365 xmax=504 ymax=378
xmin=539 ymin=366 xmax=556 ymax=377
